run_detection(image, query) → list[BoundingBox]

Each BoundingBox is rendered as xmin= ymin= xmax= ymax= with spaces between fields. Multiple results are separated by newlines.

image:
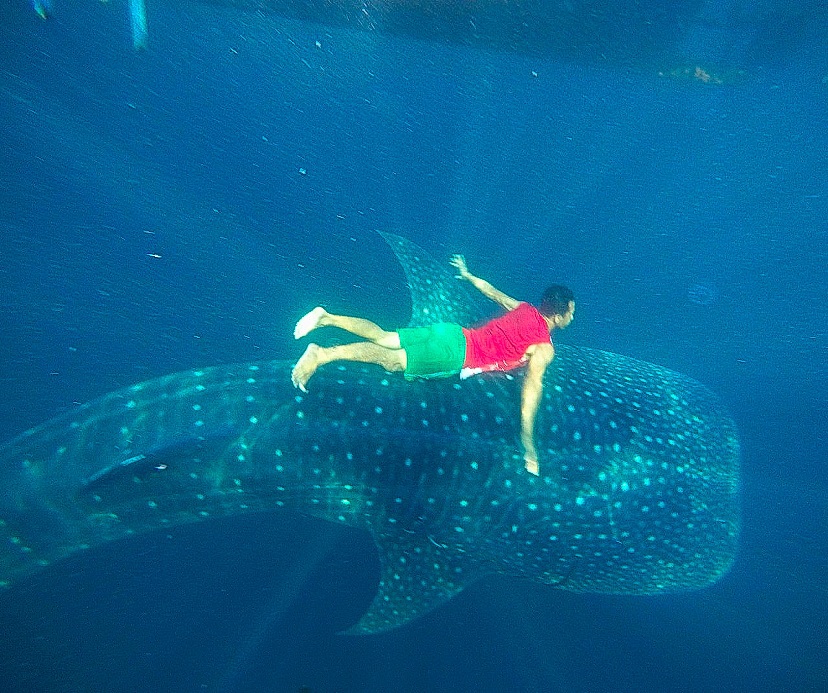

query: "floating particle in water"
xmin=687 ymin=283 xmax=718 ymax=306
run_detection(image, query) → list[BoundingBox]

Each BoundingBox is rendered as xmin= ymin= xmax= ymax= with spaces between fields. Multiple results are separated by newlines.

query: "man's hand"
xmin=449 ymin=254 xmax=520 ymax=312
xmin=524 ymin=447 xmax=540 ymax=476
xmin=521 ymin=429 xmax=540 ymax=475
xmin=449 ymin=254 xmax=472 ymax=280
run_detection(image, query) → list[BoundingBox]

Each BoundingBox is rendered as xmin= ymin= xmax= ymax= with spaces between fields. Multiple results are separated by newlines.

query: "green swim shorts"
xmin=397 ymin=322 xmax=466 ymax=380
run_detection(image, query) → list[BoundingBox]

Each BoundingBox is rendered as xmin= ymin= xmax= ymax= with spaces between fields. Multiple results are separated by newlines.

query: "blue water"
xmin=1 ymin=1 xmax=826 ymax=691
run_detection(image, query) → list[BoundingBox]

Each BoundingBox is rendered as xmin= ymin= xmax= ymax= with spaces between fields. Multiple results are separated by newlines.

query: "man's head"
xmin=538 ymin=284 xmax=575 ymax=329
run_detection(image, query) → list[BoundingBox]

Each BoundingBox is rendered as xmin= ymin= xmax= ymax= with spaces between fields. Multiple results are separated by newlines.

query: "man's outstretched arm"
xmin=520 ymin=342 xmax=554 ymax=475
xmin=450 ymin=255 xmax=520 ymax=312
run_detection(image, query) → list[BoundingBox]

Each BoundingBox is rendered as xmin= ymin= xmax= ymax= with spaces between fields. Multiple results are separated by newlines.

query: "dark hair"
xmin=538 ymin=284 xmax=575 ymax=317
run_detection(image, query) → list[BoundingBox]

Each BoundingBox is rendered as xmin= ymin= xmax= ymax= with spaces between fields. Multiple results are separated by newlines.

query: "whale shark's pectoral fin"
xmin=379 ymin=232 xmax=492 ymax=329
xmin=80 ymin=428 xmax=240 ymax=492
xmin=346 ymin=527 xmax=487 ymax=635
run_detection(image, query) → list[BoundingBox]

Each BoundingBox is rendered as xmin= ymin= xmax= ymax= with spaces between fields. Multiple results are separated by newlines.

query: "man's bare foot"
xmin=291 ymin=344 xmax=322 ymax=392
xmin=294 ymin=307 xmax=327 ymax=339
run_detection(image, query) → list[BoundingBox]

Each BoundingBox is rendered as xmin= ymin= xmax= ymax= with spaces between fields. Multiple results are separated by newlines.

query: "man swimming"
xmin=291 ymin=254 xmax=575 ymax=475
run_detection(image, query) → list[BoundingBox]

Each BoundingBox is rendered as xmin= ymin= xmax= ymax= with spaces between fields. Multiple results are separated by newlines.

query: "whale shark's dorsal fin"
xmin=379 ymin=232 xmax=492 ymax=328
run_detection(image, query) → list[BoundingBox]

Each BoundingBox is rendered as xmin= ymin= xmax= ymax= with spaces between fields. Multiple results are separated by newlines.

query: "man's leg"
xmin=294 ymin=307 xmax=401 ymax=348
xmin=291 ymin=342 xmax=406 ymax=392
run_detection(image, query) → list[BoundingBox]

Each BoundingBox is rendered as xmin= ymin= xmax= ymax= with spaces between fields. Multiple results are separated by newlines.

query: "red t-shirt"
xmin=462 ymin=302 xmax=550 ymax=374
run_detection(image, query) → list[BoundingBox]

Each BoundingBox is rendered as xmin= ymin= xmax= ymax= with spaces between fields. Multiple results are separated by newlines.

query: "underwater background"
xmin=0 ymin=1 xmax=826 ymax=691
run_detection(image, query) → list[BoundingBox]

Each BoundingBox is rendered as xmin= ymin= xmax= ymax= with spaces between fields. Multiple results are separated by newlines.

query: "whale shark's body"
xmin=0 ymin=233 xmax=739 ymax=633
xmin=35 ymin=0 xmax=780 ymax=75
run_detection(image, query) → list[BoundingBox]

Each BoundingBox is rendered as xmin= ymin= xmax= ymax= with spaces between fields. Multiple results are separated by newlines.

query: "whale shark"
xmin=0 ymin=233 xmax=740 ymax=633
xmin=31 ymin=0 xmax=814 ymax=75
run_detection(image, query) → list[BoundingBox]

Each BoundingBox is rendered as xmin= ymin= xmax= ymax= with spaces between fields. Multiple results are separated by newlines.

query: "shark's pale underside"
xmin=0 ymin=233 xmax=739 ymax=633
xmin=33 ymin=0 xmax=797 ymax=73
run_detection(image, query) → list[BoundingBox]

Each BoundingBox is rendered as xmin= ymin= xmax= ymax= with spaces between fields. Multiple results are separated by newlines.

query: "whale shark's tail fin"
xmin=379 ymin=232 xmax=492 ymax=329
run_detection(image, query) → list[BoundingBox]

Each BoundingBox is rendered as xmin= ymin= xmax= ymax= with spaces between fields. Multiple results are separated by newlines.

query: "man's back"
xmin=462 ymin=302 xmax=551 ymax=372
